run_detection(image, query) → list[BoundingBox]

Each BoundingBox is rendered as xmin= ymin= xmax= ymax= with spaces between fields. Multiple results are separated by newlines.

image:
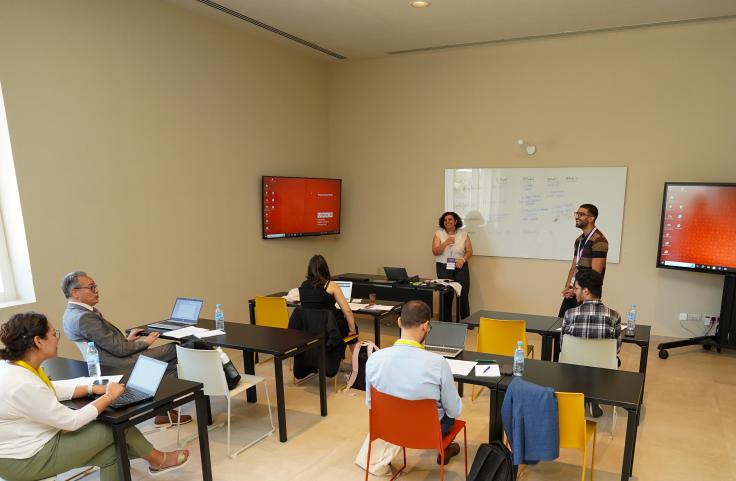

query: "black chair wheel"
xmin=703 ymin=344 xmax=712 ymax=351
xmin=658 ymin=349 xmax=669 ymax=359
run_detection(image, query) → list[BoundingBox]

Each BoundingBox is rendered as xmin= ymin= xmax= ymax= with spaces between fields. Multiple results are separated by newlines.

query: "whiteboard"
xmin=444 ymin=167 xmax=626 ymax=262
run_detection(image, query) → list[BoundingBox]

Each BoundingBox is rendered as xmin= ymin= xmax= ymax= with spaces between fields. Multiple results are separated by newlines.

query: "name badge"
xmin=446 ymin=258 xmax=456 ymax=270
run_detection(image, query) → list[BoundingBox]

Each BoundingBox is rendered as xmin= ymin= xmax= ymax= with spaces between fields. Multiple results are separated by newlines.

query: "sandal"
xmin=148 ymin=449 xmax=190 ymax=476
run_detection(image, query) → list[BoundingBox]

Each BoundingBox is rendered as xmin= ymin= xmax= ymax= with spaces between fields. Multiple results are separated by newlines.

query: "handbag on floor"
xmin=344 ymin=340 xmax=379 ymax=392
xmin=354 ymin=433 xmax=401 ymax=476
xmin=467 ymin=441 xmax=515 ymax=481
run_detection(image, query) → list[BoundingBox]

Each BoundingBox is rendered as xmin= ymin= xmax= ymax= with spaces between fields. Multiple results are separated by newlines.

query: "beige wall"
xmin=327 ymin=19 xmax=736 ymax=337
xmin=0 ymin=0 xmax=331 ymax=357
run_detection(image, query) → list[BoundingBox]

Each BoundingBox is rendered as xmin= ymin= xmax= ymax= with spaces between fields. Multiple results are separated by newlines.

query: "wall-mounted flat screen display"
xmin=262 ymin=176 xmax=341 ymax=239
xmin=656 ymin=182 xmax=736 ymax=275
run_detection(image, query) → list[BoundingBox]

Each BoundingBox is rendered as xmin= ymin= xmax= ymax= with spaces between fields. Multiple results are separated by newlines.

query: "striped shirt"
xmin=561 ymin=300 xmax=622 ymax=353
xmin=573 ymin=229 xmax=608 ymax=281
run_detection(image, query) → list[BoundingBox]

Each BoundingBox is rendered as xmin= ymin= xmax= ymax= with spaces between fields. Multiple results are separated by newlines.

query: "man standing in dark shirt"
xmin=558 ymin=204 xmax=608 ymax=318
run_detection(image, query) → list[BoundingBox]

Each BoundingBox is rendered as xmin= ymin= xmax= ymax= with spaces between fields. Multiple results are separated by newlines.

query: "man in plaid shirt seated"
xmin=561 ymin=269 xmax=621 ymax=417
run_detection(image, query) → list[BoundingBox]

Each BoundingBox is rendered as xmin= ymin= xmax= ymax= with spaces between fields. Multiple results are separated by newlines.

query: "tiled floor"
xmin=57 ymin=317 xmax=736 ymax=481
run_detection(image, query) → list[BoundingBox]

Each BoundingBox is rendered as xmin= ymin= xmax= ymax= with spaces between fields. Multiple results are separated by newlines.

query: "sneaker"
xmin=590 ymin=402 xmax=604 ymax=418
xmin=154 ymin=410 xmax=192 ymax=427
xmin=436 ymin=442 xmax=460 ymax=465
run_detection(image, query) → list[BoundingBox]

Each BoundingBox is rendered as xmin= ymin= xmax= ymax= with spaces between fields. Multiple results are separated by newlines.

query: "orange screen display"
xmin=263 ymin=177 xmax=341 ymax=238
xmin=658 ymin=184 xmax=736 ymax=273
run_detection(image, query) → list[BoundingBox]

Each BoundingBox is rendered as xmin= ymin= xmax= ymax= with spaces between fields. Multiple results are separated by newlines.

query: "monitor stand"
xmin=657 ymin=273 xmax=736 ymax=358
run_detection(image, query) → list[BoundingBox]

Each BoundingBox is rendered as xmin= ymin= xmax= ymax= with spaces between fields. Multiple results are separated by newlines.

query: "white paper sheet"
xmin=474 ymin=364 xmax=501 ymax=377
xmin=348 ymin=303 xmax=369 ymax=310
xmin=52 ymin=375 xmax=124 ymax=388
xmin=362 ymin=304 xmax=395 ymax=311
xmin=446 ymin=359 xmax=477 ymax=376
xmin=165 ymin=326 xmax=210 ymax=339
xmin=194 ymin=329 xmax=225 ymax=338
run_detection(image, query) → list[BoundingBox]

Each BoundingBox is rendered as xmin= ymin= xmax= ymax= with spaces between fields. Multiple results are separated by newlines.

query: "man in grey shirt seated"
xmin=61 ymin=270 xmax=191 ymax=426
xmin=365 ymin=300 xmax=463 ymax=464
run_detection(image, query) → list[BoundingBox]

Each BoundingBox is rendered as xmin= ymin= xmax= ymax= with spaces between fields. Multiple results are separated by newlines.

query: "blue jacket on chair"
xmin=501 ymin=377 xmax=560 ymax=465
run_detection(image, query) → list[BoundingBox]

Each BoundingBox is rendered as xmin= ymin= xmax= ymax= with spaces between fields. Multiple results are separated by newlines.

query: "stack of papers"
xmin=166 ymin=326 xmax=225 ymax=339
xmin=446 ymin=359 xmax=477 ymax=376
xmin=362 ymin=304 xmax=394 ymax=311
xmin=348 ymin=302 xmax=369 ymax=310
xmin=53 ymin=375 xmax=124 ymax=388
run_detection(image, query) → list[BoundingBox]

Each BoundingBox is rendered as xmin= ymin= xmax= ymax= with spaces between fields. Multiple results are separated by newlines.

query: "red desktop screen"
xmin=262 ymin=176 xmax=341 ymax=239
xmin=657 ymin=183 xmax=736 ymax=274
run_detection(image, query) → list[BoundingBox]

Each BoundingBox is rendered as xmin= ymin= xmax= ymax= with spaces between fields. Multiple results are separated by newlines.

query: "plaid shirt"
xmin=561 ymin=300 xmax=622 ymax=353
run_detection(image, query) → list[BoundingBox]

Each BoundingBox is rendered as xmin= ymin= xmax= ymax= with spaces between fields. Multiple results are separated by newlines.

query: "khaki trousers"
xmin=0 ymin=422 xmax=153 ymax=481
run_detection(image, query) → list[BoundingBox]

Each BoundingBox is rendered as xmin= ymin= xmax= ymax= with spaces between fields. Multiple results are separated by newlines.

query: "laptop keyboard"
xmin=426 ymin=346 xmax=460 ymax=355
xmin=110 ymin=388 xmax=150 ymax=408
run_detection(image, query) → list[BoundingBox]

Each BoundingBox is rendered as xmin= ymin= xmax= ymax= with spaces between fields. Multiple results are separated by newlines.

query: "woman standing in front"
xmin=432 ymin=211 xmax=473 ymax=319
xmin=0 ymin=312 xmax=189 ymax=481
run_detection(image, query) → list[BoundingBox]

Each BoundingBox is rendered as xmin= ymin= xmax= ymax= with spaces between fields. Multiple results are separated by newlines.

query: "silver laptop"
xmin=110 ymin=355 xmax=168 ymax=408
xmin=148 ymin=297 xmax=203 ymax=330
xmin=424 ymin=321 xmax=468 ymax=358
xmin=334 ymin=280 xmax=353 ymax=308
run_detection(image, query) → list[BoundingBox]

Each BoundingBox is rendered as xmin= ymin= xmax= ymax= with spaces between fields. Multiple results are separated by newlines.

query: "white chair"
xmin=175 ymin=345 xmax=275 ymax=458
xmin=559 ymin=336 xmax=619 ymax=436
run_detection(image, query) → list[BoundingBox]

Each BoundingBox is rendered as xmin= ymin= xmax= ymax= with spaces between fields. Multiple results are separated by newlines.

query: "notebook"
xmin=383 ymin=266 xmax=419 ymax=283
xmin=424 ymin=321 xmax=468 ymax=358
xmin=109 ymin=355 xmax=168 ymax=408
xmin=148 ymin=297 xmax=204 ymax=330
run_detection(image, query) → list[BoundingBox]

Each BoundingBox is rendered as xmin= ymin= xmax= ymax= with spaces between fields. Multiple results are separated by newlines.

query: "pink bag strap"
xmin=344 ymin=341 xmax=379 ymax=391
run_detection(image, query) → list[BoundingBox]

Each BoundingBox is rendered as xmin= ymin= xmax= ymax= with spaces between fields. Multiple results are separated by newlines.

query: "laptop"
xmin=110 ymin=355 xmax=168 ymax=408
xmin=148 ymin=297 xmax=204 ymax=330
xmin=384 ymin=266 xmax=419 ymax=283
xmin=424 ymin=321 xmax=468 ymax=358
xmin=334 ymin=280 xmax=353 ymax=301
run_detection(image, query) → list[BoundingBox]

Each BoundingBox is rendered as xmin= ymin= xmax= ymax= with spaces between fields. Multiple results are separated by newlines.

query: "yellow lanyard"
xmin=394 ymin=339 xmax=425 ymax=350
xmin=13 ymin=360 xmax=56 ymax=396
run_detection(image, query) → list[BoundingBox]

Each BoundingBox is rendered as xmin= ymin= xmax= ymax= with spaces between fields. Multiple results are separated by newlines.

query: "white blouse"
xmin=0 ymin=362 xmax=98 ymax=459
xmin=434 ymin=228 xmax=468 ymax=263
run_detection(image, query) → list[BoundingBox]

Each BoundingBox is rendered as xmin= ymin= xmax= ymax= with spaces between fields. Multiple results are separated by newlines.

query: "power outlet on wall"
xmin=687 ymin=313 xmax=701 ymax=322
xmin=678 ymin=312 xmax=688 ymax=321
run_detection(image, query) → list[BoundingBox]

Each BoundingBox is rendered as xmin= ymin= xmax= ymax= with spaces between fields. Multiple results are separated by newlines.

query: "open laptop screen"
xmin=425 ymin=321 xmax=468 ymax=348
xmin=126 ymin=355 xmax=168 ymax=396
xmin=170 ymin=297 xmax=203 ymax=324
xmin=334 ymin=281 xmax=353 ymax=301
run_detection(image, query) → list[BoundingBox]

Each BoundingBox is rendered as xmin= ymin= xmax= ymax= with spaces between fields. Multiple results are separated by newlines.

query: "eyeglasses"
xmin=573 ymin=211 xmax=591 ymax=218
xmin=52 ymin=329 xmax=61 ymax=339
xmin=73 ymin=284 xmax=98 ymax=292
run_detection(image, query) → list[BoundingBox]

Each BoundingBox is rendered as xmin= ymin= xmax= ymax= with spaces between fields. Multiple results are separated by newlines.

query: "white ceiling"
xmin=170 ymin=0 xmax=736 ymax=60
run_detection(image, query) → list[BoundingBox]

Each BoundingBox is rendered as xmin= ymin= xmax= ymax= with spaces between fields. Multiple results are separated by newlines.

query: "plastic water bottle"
xmin=86 ymin=342 xmax=101 ymax=380
xmin=512 ymin=340 xmax=524 ymax=377
xmin=215 ymin=304 xmax=225 ymax=332
xmin=626 ymin=304 xmax=637 ymax=336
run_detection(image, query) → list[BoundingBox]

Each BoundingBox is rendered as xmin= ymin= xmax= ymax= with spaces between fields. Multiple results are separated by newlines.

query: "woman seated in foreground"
xmin=0 ymin=312 xmax=190 ymax=481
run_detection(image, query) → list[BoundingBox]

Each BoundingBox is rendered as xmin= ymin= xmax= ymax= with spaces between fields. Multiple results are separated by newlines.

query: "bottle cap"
xmin=216 ymin=303 xmax=222 ymax=308
xmin=517 ymin=340 xmax=523 ymax=346
xmin=88 ymin=341 xmax=94 ymax=346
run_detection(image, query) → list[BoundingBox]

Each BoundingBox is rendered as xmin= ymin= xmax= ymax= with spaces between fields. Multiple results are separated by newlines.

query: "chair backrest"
xmin=477 ymin=318 xmax=528 ymax=357
xmin=556 ymin=392 xmax=587 ymax=450
xmin=74 ymin=341 xmax=89 ymax=361
xmin=369 ymin=387 xmax=442 ymax=450
xmin=255 ymin=296 xmax=289 ymax=329
xmin=175 ymin=345 xmax=229 ymax=396
xmin=559 ymin=336 xmax=617 ymax=369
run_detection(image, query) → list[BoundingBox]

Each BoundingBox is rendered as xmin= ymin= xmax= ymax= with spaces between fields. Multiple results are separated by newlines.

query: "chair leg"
xmin=389 ymin=448 xmax=407 ymax=481
xmin=230 ymin=381 xmax=276 ymax=458
xmin=463 ymin=425 xmax=468 ymax=479
xmin=610 ymin=406 xmax=617 ymax=439
xmin=227 ymin=396 xmax=232 ymax=457
xmin=581 ymin=446 xmax=587 ymax=481
xmin=364 ymin=440 xmax=372 ymax=481
xmin=591 ymin=429 xmax=597 ymax=481
xmin=471 ymin=386 xmax=485 ymax=402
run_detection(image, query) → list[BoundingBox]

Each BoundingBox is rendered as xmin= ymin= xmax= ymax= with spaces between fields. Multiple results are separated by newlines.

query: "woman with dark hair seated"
xmin=0 ymin=312 xmax=190 ymax=481
xmin=299 ymin=254 xmax=358 ymax=346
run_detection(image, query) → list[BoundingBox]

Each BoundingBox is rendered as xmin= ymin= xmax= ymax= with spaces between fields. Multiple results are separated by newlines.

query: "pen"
xmin=483 ymin=366 xmax=491 ymax=373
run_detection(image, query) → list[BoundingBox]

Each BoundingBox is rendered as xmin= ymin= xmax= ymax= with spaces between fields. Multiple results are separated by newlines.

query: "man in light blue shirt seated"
xmin=365 ymin=300 xmax=463 ymax=465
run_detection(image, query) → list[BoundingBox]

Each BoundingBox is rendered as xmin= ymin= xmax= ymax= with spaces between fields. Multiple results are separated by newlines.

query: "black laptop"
xmin=383 ymin=266 xmax=419 ymax=283
xmin=110 ymin=355 xmax=168 ymax=408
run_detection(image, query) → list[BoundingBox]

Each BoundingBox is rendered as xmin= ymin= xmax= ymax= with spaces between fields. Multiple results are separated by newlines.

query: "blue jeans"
xmin=440 ymin=414 xmax=455 ymax=437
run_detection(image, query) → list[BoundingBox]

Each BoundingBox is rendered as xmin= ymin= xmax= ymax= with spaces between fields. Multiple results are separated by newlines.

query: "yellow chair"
xmin=254 ymin=296 xmax=291 ymax=370
xmin=472 ymin=318 xmax=534 ymax=401
xmin=556 ymin=392 xmax=597 ymax=481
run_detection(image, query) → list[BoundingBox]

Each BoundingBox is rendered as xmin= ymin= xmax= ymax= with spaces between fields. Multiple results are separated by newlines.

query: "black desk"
xmin=452 ymin=352 xmax=644 ymax=481
xmin=247 ymin=292 xmax=402 ymax=347
xmin=461 ymin=310 xmax=561 ymax=360
xmin=334 ymin=273 xmax=458 ymax=321
xmin=144 ymin=319 xmax=327 ymax=443
xmin=42 ymin=357 xmax=212 ymax=481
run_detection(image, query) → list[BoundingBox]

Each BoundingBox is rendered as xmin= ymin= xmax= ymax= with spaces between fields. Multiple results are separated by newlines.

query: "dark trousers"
xmin=440 ymin=414 xmax=455 ymax=437
xmin=557 ymin=295 xmax=578 ymax=318
xmin=436 ymin=262 xmax=470 ymax=319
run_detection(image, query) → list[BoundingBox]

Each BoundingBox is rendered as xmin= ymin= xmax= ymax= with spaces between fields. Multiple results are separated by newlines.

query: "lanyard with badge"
xmin=570 ymin=227 xmax=597 ymax=287
xmin=13 ymin=360 xmax=57 ymax=396
xmin=446 ymin=232 xmax=459 ymax=270
xmin=394 ymin=339 xmax=425 ymax=349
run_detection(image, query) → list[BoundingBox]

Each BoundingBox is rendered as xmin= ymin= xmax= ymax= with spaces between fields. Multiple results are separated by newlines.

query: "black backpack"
xmin=467 ymin=441 xmax=515 ymax=481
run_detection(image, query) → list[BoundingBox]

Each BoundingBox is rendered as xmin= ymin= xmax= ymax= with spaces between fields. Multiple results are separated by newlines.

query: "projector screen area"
xmin=657 ymin=182 xmax=736 ymax=275
xmin=262 ymin=176 xmax=341 ymax=239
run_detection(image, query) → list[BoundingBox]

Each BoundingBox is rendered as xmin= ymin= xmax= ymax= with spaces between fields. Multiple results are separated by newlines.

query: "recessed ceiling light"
xmin=410 ymin=1 xmax=431 ymax=8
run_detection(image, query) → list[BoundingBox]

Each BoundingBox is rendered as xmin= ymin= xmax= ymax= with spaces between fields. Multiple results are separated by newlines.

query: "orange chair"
xmin=366 ymin=387 xmax=467 ymax=481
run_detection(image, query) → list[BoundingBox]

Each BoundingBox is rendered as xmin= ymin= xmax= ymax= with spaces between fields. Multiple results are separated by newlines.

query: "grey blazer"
xmin=62 ymin=303 xmax=175 ymax=373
